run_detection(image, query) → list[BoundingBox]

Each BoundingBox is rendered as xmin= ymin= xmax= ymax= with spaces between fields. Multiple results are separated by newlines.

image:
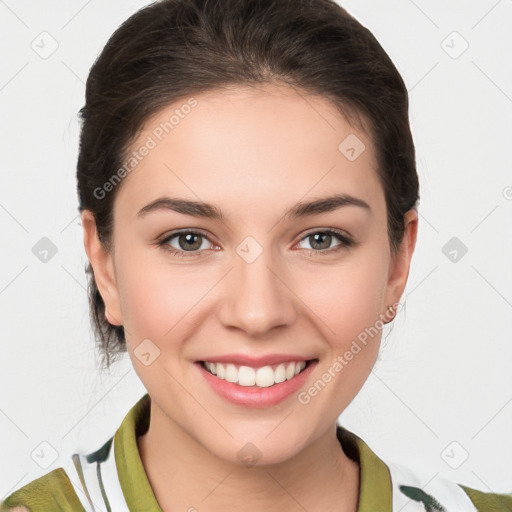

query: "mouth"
xmin=198 ymin=358 xmax=318 ymax=388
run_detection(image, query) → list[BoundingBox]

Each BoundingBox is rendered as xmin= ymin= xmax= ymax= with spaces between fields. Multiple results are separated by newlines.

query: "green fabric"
xmin=354 ymin=436 xmax=393 ymax=511
xmin=460 ymin=484 xmax=512 ymax=511
xmin=336 ymin=426 xmax=393 ymax=511
xmin=0 ymin=468 xmax=86 ymax=512
xmin=114 ymin=393 xmax=163 ymax=511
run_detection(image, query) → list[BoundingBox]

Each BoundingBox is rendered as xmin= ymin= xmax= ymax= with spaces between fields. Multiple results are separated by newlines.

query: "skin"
xmin=82 ymin=82 xmax=418 ymax=511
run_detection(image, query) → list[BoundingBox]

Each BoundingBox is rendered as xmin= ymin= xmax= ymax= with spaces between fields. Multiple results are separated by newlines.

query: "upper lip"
xmin=197 ymin=353 xmax=317 ymax=367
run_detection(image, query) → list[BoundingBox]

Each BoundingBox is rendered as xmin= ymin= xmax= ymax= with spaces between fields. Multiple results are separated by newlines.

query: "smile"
xmin=200 ymin=360 xmax=315 ymax=388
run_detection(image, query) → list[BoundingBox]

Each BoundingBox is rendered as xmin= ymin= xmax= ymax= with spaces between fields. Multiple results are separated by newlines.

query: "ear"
xmin=384 ymin=208 xmax=418 ymax=314
xmin=81 ymin=210 xmax=124 ymax=326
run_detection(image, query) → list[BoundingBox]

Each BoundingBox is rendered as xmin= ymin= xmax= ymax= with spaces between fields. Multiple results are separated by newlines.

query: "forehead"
xmin=114 ymin=83 xmax=384 ymax=221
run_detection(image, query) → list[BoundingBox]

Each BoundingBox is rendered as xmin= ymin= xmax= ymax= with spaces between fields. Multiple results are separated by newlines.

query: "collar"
xmin=114 ymin=393 xmax=393 ymax=511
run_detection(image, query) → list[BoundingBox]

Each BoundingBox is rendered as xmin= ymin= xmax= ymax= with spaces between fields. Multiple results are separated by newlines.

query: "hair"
xmin=76 ymin=0 xmax=419 ymax=370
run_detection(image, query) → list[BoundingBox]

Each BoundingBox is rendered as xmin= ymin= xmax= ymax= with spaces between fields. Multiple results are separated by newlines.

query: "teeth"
xmin=256 ymin=366 xmax=274 ymax=388
xmin=202 ymin=360 xmax=308 ymax=388
xmin=239 ymin=365 xmax=255 ymax=386
xmin=286 ymin=362 xmax=298 ymax=380
xmin=225 ymin=363 xmax=238 ymax=383
xmin=274 ymin=364 xmax=286 ymax=384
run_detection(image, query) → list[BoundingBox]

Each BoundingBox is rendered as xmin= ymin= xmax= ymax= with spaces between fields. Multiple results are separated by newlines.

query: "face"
xmin=82 ymin=82 xmax=417 ymax=466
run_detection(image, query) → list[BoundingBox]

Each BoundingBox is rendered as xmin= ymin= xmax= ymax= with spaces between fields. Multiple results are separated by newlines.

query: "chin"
xmin=225 ymin=444 xmax=300 ymax=468
xmin=200 ymin=428 xmax=308 ymax=468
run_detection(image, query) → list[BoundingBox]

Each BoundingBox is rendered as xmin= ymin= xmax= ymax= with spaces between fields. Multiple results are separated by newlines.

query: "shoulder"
xmin=1 ymin=435 xmax=130 ymax=512
xmin=0 ymin=467 xmax=85 ymax=512
xmin=386 ymin=460 xmax=512 ymax=512
xmin=0 ymin=438 xmax=116 ymax=512
xmin=1 ymin=396 xmax=150 ymax=512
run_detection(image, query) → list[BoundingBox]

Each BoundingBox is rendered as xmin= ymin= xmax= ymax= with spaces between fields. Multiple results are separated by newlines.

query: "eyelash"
xmin=156 ymin=228 xmax=354 ymax=258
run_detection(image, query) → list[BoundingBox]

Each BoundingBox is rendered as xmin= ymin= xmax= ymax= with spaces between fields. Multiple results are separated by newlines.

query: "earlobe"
xmin=383 ymin=209 xmax=419 ymax=317
xmin=81 ymin=210 xmax=124 ymax=326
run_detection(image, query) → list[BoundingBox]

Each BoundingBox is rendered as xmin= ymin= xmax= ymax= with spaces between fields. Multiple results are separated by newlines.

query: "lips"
xmin=196 ymin=357 xmax=319 ymax=408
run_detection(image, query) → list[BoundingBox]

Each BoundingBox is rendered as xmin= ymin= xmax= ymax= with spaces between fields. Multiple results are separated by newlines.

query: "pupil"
xmin=181 ymin=233 xmax=201 ymax=251
xmin=312 ymin=233 xmax=330 ymax=250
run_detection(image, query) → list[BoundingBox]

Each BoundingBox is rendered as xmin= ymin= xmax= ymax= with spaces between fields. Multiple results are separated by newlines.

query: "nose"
xmin=217 ymin=248 xmax=296 ymax=338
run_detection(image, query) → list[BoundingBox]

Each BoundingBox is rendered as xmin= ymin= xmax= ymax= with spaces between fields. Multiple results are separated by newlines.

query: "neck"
xmin=137 ymin=402 xmax=360 ymax=512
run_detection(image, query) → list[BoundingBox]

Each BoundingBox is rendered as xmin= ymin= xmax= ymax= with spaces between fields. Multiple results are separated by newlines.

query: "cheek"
xmin=293 ymin=269 xmax=387 ymax=420
xmin=118 ymin=263 xmax=201 ymax=340
xmin=115 ymin=261 xmax=209 ymax=390
xmin=295 ymin=252 xmax=389 ymax=345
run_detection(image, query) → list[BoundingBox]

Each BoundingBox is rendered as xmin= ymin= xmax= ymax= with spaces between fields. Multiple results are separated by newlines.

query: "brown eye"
xmin=308 ymin=232 xmax=333 ymax=250
xmin=297 ymin=229 xmax=353 ymax=255
xmin=158 ymin=230 xmax=214 ymax=257
xmin=176 ymin=232 xmax=203 ymax=251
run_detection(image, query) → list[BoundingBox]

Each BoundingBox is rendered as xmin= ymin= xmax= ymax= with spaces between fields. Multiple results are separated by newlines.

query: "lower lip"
xmin=195 ymin=360 xmax=318 ymax=408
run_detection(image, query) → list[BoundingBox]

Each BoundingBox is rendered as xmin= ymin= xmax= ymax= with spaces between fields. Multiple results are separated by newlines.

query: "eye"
xmin=295 ymin=229 xmax=353 ymax=255
xmin=157 ymin=230 xmax=215 ymax=258
xmin=157 ymin=228 xmax=354 ymax=258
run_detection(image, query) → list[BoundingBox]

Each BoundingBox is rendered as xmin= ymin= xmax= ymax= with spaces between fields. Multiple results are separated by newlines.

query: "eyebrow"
xmin=136 ymin=193 xmax=371 ymax=221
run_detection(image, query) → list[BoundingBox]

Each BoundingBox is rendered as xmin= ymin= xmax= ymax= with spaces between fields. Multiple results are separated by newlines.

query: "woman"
xmin=2 ymin=0 xmax=510 ymax=510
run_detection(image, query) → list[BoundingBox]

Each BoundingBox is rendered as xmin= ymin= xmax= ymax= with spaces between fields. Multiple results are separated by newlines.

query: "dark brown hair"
xmin=76 ymin=0 xmax=419 ymax=370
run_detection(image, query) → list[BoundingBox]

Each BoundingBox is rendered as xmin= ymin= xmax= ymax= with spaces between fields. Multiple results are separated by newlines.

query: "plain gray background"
xmin=1 ymin=0 xmax=511 ymax=502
